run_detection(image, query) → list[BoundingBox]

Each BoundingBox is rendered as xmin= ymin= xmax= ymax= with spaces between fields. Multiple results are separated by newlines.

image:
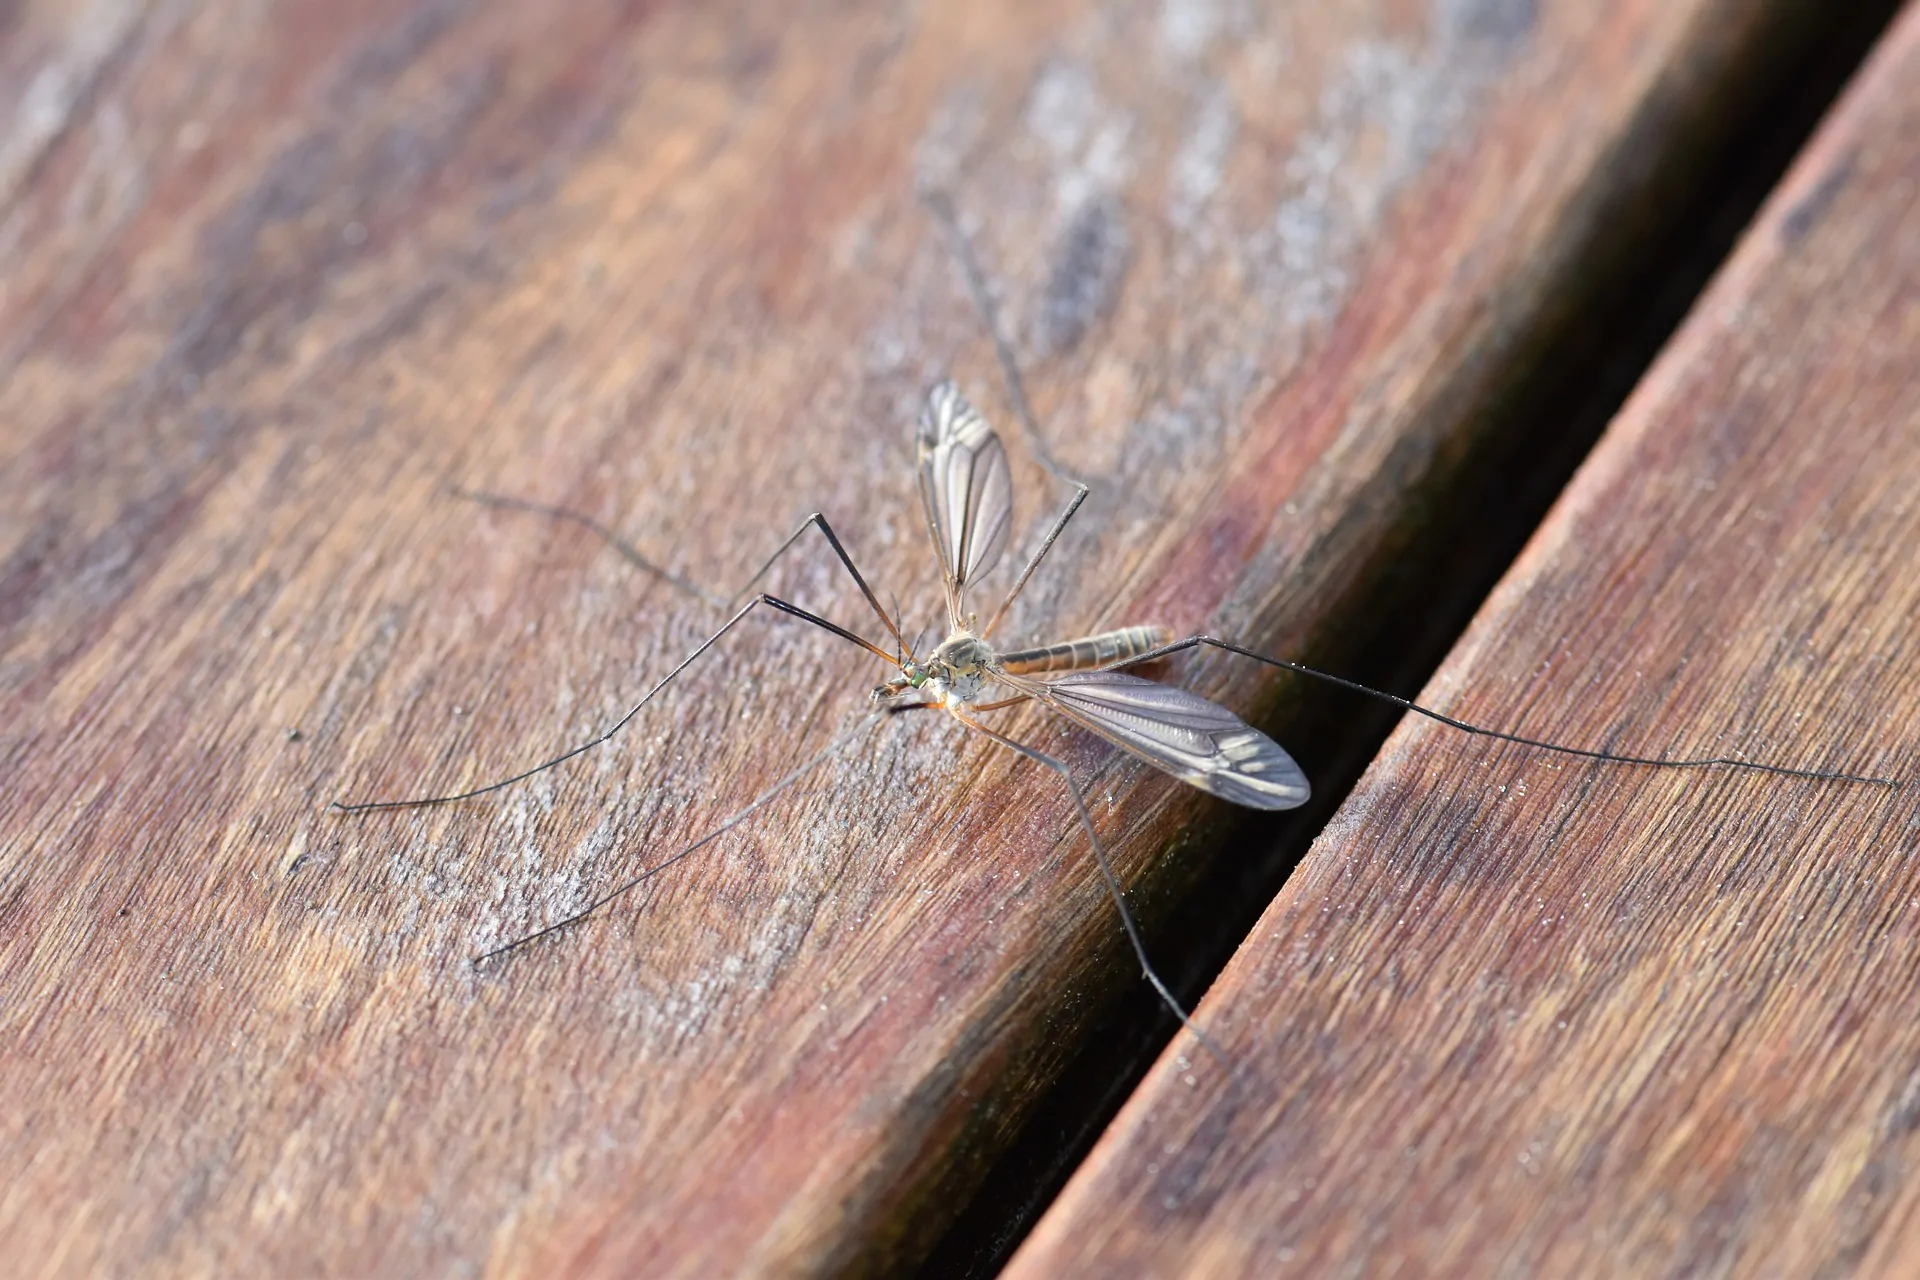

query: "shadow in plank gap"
xmin=926 ymin=0 xmax=1911 ymax=1273
xmin=1006 ymin=3 xmax=1920 ymax=1277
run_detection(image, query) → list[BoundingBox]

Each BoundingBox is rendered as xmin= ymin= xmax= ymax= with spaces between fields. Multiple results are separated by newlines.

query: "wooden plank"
xmin=1008 ymin=5 xmax=1920 ymax=1276
xmin=0 ymin=1 xmax=1886 ymax=1274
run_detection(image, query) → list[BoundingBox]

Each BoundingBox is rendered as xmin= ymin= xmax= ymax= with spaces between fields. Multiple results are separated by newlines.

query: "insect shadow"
xmin=334 ymin=193 xmax=1897 ymax=1054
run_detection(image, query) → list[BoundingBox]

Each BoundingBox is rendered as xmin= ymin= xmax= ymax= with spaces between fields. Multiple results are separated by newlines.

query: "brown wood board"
xmin=0 ymin=0 xmax=1888 ymax=1274
xmin=1008 ymin=5 xmax=1920 ymax=1276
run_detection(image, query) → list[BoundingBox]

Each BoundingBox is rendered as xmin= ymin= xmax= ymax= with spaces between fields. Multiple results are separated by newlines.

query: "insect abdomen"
xmin=999 ymin=625 xmax=1172 ymax=674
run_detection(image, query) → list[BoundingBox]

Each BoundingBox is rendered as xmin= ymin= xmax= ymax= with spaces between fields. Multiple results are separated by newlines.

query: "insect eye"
xmin=908 ymin=670 xmax=927 ymax=688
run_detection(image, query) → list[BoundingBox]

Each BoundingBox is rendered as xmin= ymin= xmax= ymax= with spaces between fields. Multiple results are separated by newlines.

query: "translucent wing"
xmin=918 ymin=381 xmax=1012 ymax=617
xmin=1016 ymin=669 xmax=1310 ymax=810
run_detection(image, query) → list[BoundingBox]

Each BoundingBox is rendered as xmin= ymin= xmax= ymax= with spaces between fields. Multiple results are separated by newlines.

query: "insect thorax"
xmin=925 ymin=632 xmax=997 ymax=705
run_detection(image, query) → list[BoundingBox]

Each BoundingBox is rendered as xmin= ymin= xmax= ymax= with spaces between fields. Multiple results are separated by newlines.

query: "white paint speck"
xmin=1169 ymin=86 xmax=1237 ymax=232
xmin=1158 ymin=0 xmax=1223 ymax=62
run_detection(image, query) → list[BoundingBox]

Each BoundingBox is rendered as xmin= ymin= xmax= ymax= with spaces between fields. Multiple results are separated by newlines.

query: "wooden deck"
xmin=2 ymin=1 xmax=1915 ymax=1275
xmin=1011 ymin=4 xmax=1920 ymax=1274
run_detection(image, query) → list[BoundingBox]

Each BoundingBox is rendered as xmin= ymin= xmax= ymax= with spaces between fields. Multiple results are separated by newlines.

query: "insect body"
xmin=876 ymin=442 xmax=1313 ymax=805
xmin=871 ymin=382 xmax=1312 ymax=815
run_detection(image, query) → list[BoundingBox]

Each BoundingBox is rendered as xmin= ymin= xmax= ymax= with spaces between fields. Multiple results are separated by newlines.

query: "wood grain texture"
xmin=0 ymin=0 xmax=1881 ymax=1275
xmin=1009 ymin=6 xmax=1920 ymax=1277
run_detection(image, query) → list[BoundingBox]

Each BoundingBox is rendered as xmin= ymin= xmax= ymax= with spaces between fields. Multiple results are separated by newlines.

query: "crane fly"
xmin=335 ymin=203 xmax=1898 ymax=1049
xmin=335 ymin=377 xmax=1317 ymax=1042
xmin=878 ymin=380 xmax=1309 ymax=810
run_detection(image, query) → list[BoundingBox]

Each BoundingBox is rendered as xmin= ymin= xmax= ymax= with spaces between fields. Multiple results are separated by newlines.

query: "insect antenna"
xmin=474 ymin=711 xmax=886 ymax=965
xmin=950 ymin=709 xmax=1231 ymax=1068
xmin=1119 ymin=635 xmax=1900 ymax=788
xmin=332 ymin=595 xmax=896 ymax=813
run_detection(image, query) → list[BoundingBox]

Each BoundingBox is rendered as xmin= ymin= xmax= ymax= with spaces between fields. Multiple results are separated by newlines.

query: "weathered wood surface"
xmin=1010 ymin=6 xmax=1920 ymax=1277
xmin=0 ymin=1 xmax=1887 ymax=1275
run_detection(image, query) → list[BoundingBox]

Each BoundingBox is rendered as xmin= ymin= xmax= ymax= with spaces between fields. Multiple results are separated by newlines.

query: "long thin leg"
xmin=449 ymin=487 xmax=727 ymax=607
xmin=950 ymin=709 xmax=1228 ymax=1066
xmin=981 ymin=481 xmax=1089 ymax=640
xmin=454 ymin=486 xmax=907 ymax=657
xmin=923 ymin=191 xmax=1071 ymax=484
xmin=333 ymin=595 xmax=895 ymax=813
xmin=1115 ymin=635 xmax=1900 ymax=788
xmin=725 ymin=513 xmax=906 ymax=655
xmin=968 ymin=695 xmax=1032 ymax=712
xmin=474 ymin=711 xmax=887 ymax=964
xmin=922 ymin=191 xmax=1095 ymax=641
